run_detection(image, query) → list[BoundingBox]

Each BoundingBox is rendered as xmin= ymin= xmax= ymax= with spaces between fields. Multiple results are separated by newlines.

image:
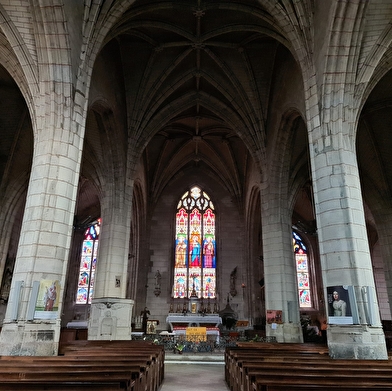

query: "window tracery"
xmin=293 ymin=231 xmax=311 ymax=308
xmin=76 ymin=219 xmax=101 ymax=304
xmin=173 ymin=186 xmax=216 ymax=299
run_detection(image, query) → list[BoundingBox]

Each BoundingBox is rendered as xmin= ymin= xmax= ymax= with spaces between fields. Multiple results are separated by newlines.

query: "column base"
xmin=88 ymin=297 xmax=134 ymax=340
xmin=266 ymin=322 xmax=303 ymax=343
xmin=0 ymin=320 xmax=60 ymax=356
xmin=327 ymin=324 xmax=388 ymax=359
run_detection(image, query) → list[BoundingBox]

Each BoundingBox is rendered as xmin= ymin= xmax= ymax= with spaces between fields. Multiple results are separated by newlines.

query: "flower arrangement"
xmin=174 ymin=342 xmax=185 ymax=354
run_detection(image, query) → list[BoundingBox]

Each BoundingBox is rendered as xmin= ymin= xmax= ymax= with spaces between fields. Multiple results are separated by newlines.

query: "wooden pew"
xmin=0 ymin=340 xmax=165 ymax=391
xmin=244 ymin=361 xmax=392 ymax=391
xmin=58 ymin=339 xmax=162 ymax=353
xmin=233 ymin=356 xmax=392 ymax=391
xmin=0 ymin=368 xmax=137 ymax=391
xmin=60 ymin=340 xmax=164 ymax=391
xmin=0 ymin=357 xmax=149 ymax=391
xmin=234 ymin=342 xmax=329 ymax=354
xmin=65 ymin=352 xmax=157 ymax=390
xmin=225 ymin=344 xmax=328 ymax=387
xmin=250 ymin=373 xmax=392 ymax=391
xmin=228 ymin=355 xmax=328 ymax=390
xmin=60 ymin=342 xmax=164 ymax=389
xmin=225 ymin=344 xmax=392 ymax=391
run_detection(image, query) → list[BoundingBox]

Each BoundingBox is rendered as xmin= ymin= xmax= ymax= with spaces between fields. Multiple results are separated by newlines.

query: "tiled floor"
xmin=159 ymin=362 xmax=229 ymax=391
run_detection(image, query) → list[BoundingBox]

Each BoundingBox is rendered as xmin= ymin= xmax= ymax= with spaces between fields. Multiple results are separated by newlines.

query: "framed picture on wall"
xmin=147 ymin=320 xmax=158 ymax=334
xmin=34 ymin=280 xmax=60 ymax=320
xmin=327 ymin=285 xmax=358 ymax=325
xmin=266 ymin=309 xmax=283 ymax=324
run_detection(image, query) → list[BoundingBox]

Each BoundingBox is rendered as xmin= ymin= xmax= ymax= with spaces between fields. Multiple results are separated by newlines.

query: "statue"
xmin=155 ymin=270 xmax=161 ymax=288
xmin=140 ymin=306 xmax=150 ymax=333
xmin=230 ymin=267 xmax=237 ymax=297
xmin=0 ymin=266 xmax=12 ymax=302
xmin=44 ymin=282 xmax=57 ymax=311
xmin=154 ymin=270 xmax=161 ymax=296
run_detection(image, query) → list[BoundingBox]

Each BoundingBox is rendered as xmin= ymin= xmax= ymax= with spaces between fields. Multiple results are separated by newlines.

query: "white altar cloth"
xmin=166 ymin=313 xmax=222 ymax=332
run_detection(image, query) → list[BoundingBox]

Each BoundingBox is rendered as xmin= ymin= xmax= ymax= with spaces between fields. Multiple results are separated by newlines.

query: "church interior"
xmin=1 ymin=0 xmax=392 ymax=365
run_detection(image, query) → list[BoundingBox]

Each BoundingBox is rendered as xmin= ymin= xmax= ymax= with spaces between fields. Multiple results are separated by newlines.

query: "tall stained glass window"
xmin=173 ymin=186 xmax=216 ymax=299
xmin=76 ymin=219 xmax=101 ymax=304
xmin=293 ymin=231 xmax=311 ymax=308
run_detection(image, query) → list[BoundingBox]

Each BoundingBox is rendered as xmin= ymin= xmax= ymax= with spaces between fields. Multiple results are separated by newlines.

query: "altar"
xmin=166 ymin=313 xmax=222 ymax=343
xmin=166 ymin=313 xmax=222 ymax=332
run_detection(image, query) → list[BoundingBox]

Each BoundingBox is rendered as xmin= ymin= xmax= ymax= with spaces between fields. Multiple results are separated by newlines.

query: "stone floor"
xmin=159 ymin=353 xmax=229 ymax=391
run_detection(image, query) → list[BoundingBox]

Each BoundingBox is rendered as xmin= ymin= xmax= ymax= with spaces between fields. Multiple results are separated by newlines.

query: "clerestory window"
xmin=172 ymin=186 xmax=216 ymax=299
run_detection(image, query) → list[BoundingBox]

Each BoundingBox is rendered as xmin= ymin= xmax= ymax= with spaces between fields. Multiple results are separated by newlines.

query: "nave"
xmin=2 ymin=0 xmax=392 ymax=361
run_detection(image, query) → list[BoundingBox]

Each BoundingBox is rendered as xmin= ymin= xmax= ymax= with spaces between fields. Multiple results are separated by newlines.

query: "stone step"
xmin=165 ymin=352 xmax=224 ymax=364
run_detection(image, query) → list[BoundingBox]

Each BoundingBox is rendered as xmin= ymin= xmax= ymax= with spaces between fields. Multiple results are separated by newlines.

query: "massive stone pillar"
xmin=261 ymin=182 xmax=303 ymax=343
xmin=309 ymin=127 xmax=387 ymax=359
xmin=0 ymin=126 xmax=83 ymax=355
xmin=301 ymin=0 xmax=388 ymax=359
xmin=88 ymin=189 xmax=134 ymax=340
xmin=0 ymin=0 xmax=93 ymax=356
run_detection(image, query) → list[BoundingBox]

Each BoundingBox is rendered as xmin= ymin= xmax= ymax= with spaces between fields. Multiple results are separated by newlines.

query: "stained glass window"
xmin=293 ymin=231 xmax=311 ymax=308
xmin=173 ymin=186 xmax=216 ymax=299
xmin=76 ymin=219 xmax=101 ymax=304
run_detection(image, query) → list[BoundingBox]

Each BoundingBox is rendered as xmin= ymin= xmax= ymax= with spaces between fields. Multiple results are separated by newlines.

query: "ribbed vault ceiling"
xmin=3 ymin=1 xmax=392 ymax=238
xmin=102 ymin=0 xmax=294 ymax=205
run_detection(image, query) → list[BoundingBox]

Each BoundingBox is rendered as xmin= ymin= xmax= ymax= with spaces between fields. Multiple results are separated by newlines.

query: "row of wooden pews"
xmin=0 ymin=339 xmax=164 ymax=391
xmin=225 ymin=342 xmax=392 ymax=391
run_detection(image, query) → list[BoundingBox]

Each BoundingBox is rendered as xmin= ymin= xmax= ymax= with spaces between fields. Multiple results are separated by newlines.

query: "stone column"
xmin=88 ymin=189 xmax=134 ymax=340
xmin=309 ymin=127 xmax=387 ymax=359
xmin=261 ymin=184 xmax=303 ymax=343
xmin=371 ymin=209 xmax=392 ymax=320
xmin=0 ymin=129 xmax=82 ymax=356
